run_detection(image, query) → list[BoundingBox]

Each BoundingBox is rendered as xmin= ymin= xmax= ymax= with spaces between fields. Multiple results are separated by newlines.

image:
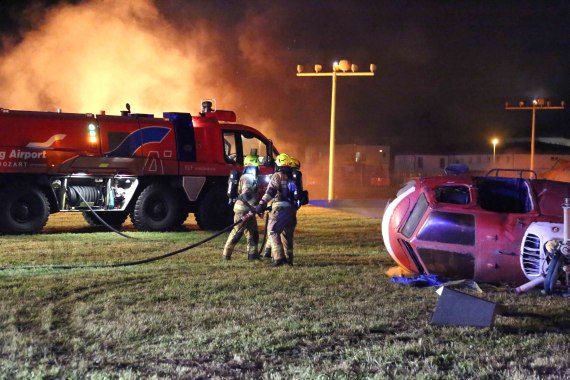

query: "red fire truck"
xmin=0 ymin=101 xmax=276 ymax=234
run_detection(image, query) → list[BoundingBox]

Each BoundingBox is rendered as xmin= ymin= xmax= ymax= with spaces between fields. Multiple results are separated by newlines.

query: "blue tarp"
xmin=391 ymin=274 xmax=447 ymax=287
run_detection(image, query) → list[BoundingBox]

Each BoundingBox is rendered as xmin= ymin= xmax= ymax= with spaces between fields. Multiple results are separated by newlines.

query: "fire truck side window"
xmin=241 ymin=133 xmax=268 ymax=164
xmin=223 ymin=131 xmax=271 ymax=165
xmin=223 ymin=132 xmax=238 ymax=163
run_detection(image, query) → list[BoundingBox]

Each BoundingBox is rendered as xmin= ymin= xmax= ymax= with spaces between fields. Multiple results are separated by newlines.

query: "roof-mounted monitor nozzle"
xmin=121 ymin=103 xmax=131 ymax=117
xmin=200 ymin=99 xmax=216 ymax=116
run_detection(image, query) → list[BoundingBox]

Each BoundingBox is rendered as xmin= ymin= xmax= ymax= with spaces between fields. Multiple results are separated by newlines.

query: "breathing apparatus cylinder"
xmin=290 ymin=169 xmax=309 ymax=208
xmin=227 ymin=170 xmax=240 ymax=204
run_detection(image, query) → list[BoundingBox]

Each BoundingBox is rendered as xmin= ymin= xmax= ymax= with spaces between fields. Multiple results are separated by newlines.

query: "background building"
xmin=303 ymin=144 xmax=391 ymax=199
xmin=393 ymin=139 xmax=570 ymax=185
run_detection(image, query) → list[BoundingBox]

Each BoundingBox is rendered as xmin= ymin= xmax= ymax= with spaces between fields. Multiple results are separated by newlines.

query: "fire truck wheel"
xmin=195 ymin=187 xmax=233 ymax=230
xmin=82 ymin=211 xmax=129 ymax=228
xmin=131 ymin=183 xmax=184 ymax=231
xmin=0 ymin=185 xmax=49 ymax=234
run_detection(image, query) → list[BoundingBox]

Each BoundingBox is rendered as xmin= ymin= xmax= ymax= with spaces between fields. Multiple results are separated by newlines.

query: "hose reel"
xmin=66 ymin=186 xmax=102 ymax=207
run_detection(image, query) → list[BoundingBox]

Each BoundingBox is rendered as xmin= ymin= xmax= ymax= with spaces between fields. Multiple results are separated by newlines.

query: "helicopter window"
xmin=417 ymin=211 xmax=475 ymax=245
xmin=477 ymin=177 xmax=532 ymax=213
xmin=435 ymin=185 xmax=470 ymax=205
xmin=416 ymin=248 xmax=475 ymax=279
xmin=401 ymin=193 xmax=428 ymax=238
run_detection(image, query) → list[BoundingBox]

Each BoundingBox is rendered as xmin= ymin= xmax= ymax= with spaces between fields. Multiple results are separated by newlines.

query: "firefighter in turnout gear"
xmin=223 ymin=154 xmax=261 ymax=260
xmin=256 ymin=153 xmax=305 ymax=267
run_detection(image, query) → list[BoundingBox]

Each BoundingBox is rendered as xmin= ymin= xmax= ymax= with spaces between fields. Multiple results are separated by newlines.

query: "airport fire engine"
xmin=0 ymin=101 xmax=276 ymax=234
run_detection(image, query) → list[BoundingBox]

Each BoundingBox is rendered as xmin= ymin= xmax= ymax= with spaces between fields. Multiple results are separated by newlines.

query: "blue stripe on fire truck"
xmin=106 ymin=127 xmax=171 ymax=157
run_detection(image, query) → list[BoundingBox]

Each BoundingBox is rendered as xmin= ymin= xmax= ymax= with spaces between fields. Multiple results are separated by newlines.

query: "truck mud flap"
xmin=182 ymin=176 xmax=206 ymax=201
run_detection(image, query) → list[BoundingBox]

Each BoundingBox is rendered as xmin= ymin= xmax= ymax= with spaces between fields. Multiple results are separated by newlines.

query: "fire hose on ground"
xmin=232 ymin=194 xmax=271 ymax=258
xmin=0 ymin=213 xmax=256 ymax=271
xmin=78 ymin=190 xmax=138 ymax=240
xmin=80 ymin=189 xmax=271 ymax=254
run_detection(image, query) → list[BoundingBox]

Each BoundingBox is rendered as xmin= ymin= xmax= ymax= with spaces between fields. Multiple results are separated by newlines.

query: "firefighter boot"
xmin=286 ymin=251 xmax=294 ymax=266
xmin=247 ymin=246 xmax=260 ymax=261
xmin=223 ymin=247 xmax=233 ymax=261
xmin=271 ymin=258 xmax=286 ymax=267
xmin=271 ymin=252 xmax=286 ymax=267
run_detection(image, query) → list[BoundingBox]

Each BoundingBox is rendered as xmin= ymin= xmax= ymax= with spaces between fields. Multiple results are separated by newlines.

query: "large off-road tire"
xmin=195 ymin=187 xmax=234 ymax=230
xmin=82 ymin=211 xmax=129 ymax=228
xmin=130 ymin=183 xmax=185 ymax=231
xmin=0 ymin=185 xmax=49 ymax=234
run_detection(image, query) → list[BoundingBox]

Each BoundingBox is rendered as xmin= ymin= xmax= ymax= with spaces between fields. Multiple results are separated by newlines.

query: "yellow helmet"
xmin=275 ymin=153 xmax=290 ymax=167
xmin=289 ymin=157 xmax=301 ymax=169
xmin=244 ymin=154 xmax=260 ymax=167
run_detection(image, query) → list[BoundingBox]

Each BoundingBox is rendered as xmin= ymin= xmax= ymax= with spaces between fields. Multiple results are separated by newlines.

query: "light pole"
xmin=297 ymin=60 xmax=376 ymax=201
xmin=491 ymin=138 xmax=499 ymax=165
xmin=505 ymin=98 xmax=565 ymax=171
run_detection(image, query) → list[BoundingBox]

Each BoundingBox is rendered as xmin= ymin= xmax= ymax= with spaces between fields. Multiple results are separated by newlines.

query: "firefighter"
xmin=260 ymin=156 xmax=304 ymax=260
xmin=223 ymin=154 xmax=261 ymax=261
xmin=256 ymin=153 xmax=300 ymax=267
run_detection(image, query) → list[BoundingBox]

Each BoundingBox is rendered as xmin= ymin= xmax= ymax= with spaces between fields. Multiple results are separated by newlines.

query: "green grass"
xmin=1 ymin=206 xmax=569 ymax=379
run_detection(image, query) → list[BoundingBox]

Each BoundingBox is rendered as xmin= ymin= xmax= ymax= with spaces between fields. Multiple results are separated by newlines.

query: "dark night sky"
xmin=0 ymin=0 xmax=569 ymax=154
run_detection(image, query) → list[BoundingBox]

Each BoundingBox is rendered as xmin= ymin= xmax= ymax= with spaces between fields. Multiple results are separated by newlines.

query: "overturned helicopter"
xmin=382 ymin=169 xmax=570 ymax=292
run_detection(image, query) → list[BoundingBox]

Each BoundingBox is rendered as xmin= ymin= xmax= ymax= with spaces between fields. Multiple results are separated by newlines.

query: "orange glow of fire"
xmin=0 ymin=0 xmax=332 ymax=197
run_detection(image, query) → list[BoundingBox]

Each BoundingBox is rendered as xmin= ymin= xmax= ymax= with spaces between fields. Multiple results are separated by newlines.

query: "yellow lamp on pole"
xmin=505 ymin=98 xmax=565 ymax=171
xmin=491 ymin=138 xmax=499 ymax=165
xmin=296 ymin=60 xmax=376 ymax=201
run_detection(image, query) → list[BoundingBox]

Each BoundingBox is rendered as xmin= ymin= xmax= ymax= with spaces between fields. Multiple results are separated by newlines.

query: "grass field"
xmin=1 ymin=205 xmax=569 ymax=379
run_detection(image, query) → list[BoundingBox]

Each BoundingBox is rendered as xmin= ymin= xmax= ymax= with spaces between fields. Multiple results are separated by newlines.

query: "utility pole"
xmin=297 ymin=60 xmax=376 ymax=201
xmin=505 ymin=98 xmax=565 ymax=171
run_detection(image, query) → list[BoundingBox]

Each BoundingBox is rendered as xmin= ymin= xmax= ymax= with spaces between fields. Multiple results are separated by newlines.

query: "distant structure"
xmin=303 ymin=144 xmax=391 ymax=199
xmin=394 ymin=153 xmax=570 ymax=181
xmin=300 ymin=139 xmax=570 ymax=199
xmin=392 ymin=137 xmax=570 ymax=183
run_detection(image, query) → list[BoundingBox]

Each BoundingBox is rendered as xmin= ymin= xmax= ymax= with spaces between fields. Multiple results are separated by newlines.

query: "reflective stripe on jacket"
xmin=260 ymin=171 xmax=293 ymax=208
xmin=234 ymin=173 xmax=258 ymax=212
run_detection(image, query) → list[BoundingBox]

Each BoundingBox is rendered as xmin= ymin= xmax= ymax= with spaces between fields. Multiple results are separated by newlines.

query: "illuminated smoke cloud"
xmin=0 ymin=0 xmax=222 ymax=116
xmin=0 ymin=0 xmax=315 ymax=149
xmin=0 ymin=0 xmax=337 ymax=197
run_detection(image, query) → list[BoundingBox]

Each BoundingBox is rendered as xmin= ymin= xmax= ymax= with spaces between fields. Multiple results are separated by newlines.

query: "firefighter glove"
xmin=240 ymin=212 xmax=254 ymax=221
xmin=255 ymin=203 xmax=266 ymax=215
